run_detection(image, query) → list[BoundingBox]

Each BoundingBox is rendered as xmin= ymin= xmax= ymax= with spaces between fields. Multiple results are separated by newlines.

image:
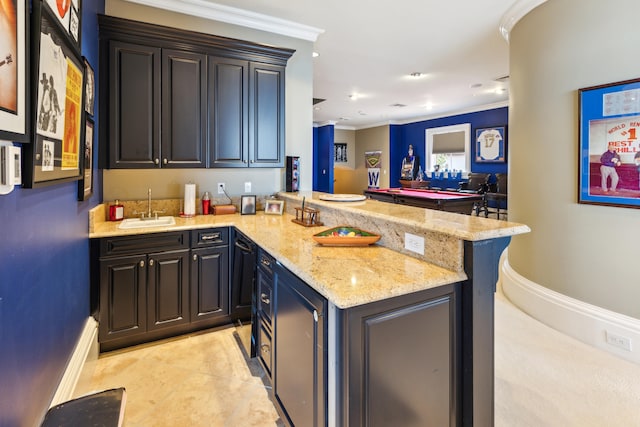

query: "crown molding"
xmin=123 ymin=0 xmax=325 ymax=41
xmin=499 ymin=0 xmax=548 ymax=42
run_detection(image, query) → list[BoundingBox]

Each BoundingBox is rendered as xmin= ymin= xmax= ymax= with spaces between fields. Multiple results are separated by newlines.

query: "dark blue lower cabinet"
xmin=270 ymin=259 xmax=460 ymax=427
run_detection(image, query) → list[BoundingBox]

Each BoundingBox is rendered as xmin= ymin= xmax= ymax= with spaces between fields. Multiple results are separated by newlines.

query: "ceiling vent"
xmin=390 ymin=103 xmax=407 ymax=108
xmin=494 ymin=75 xmax=510 ymax=83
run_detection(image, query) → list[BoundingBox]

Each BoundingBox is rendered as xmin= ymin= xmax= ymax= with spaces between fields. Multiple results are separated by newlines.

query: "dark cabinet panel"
xmin=209 ymin=58 xmax=249 ymax=167
xmin=339 ymin=284 xmax=460 ymax=427
xmin=162 ymin=50 xmax=207 ymax=168
xmin=274 ymin=263 xmax=326 ymax=427
xmin=108 ymin=41 xmax=161 ymax=168
xmin=190 ymin=246 xmax=229 ymax=324
xmin=147 ymin=250 xmax=190 ymax=331
xmin=99 ymin=254 xmax=147 ymax=342
xmin=249 ymin=63 xmax=285 ymax=167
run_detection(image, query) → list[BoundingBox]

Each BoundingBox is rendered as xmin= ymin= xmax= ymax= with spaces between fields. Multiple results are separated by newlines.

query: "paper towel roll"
xmin=184 ymin=183 xmax=196 ymax=216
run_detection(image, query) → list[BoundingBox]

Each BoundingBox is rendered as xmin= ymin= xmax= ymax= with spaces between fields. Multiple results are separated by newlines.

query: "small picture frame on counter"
xmin=265 ymin=199 xmax=284 ymax=215
xmin=241 ymin=195 xmax=256 ymax=215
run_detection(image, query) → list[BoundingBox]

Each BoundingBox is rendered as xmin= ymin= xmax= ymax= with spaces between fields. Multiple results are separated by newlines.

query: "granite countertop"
xmin=89 ymin=194 xmax=529 ymax=309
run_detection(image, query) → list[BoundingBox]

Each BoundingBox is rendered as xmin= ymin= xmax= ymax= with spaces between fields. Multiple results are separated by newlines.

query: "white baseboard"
xmin=50 ymin=317 xmax=99 ymax=407
xmin=500 ymin=251 xmax=640 ymax=365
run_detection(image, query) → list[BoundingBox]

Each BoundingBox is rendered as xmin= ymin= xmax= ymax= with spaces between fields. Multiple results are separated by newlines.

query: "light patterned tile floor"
xmin=78 ymin=326 xmax=282 ymax=427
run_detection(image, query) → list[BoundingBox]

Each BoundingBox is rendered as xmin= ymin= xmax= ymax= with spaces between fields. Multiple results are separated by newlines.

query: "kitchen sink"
xmin=118 ymin=216 xmax=176 ymax=229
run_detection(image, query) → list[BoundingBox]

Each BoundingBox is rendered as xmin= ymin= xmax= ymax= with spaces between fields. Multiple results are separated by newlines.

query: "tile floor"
xmin=78 ymin=326 xmax=282 ymax=426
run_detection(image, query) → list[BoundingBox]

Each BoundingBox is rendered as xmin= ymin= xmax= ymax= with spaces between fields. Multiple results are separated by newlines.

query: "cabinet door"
xmin=162 ymin=50 xmax=207 ymax=168
xmin=99 ymin=255 xmax=147 ymax=342
xmin=190 ymin=246 xmax=230 ymax=325
xmin=249 ymin=63 xmax=285 ymax=167
xmin=147 ymin=250 xmax=190 ymax=331
xmin=274 ymin=264 xmax=327 ymax=427
xmin=208 ymin=57 xmax=249 ymax=167
xmin=108 ymin=41 xmax=161 ymax=168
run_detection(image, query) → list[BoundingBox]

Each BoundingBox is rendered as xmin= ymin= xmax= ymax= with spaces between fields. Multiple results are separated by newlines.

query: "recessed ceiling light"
xmin=312 ymin=51 xmax=319 ymax=58
xmin=409 ymin=72 xmax=422 ymax=78
xmin=349 ymin=94 xmax=359 ymax=101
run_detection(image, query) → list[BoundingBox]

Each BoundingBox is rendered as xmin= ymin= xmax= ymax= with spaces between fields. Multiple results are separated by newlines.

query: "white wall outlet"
xmin=217 ymin=183 xmax=225 ymax=194
xmin=605 ymin=331 xmax=633 ymax=351
xmin=404 ymin=232 xmax=425 ymax=255
xmin=244 ymin=182 xmax=252 ymax=193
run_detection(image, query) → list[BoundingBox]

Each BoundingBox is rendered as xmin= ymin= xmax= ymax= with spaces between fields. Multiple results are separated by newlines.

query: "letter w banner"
xmin=365 ymin=151 xmax=381 ymax=189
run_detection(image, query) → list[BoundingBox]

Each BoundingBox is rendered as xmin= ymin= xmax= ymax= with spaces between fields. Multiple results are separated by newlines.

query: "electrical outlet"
xmin=605 ymin=331 xmax=632 ymax=351
xmin=217 ymin=183 xmax=225 ymax=194
xmin=245 ymin=182 xmax=252 ymax=193
xmin=404 ymin=232 xmax=424 ymax=255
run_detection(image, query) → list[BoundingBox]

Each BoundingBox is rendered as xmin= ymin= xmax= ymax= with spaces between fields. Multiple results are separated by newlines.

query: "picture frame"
xmin=83 ymin=57 xmax=94 ymax=115
xmin=334 ymin=142 xmax=347 ymax=163
xmin=241 ymin=195 xmax=256 ymax=215
xmin=265 ymin=199 xmax=284 ymax=215
xmin=43 ymin=0 xmax=81 ymax=49
xmin=0 ymin=0 xmax=30 ymax=142
xmin=77 ymin=117 xmax=93 ymax=200
xmin=475 ymin=126 xmax=506 ymax=163
xmin=22 ymin=2 xmax=84 ymax=188
xmin=579 ymin=78 xmax=640 ymax=209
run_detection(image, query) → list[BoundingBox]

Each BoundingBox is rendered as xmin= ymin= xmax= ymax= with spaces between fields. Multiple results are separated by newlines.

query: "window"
xmin=425 ymin=123 xmax=471 ymax=173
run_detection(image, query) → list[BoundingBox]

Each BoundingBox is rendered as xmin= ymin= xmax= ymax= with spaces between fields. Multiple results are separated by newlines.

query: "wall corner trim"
xmin=499 ymin=0 xmax=548 ymax=42
xmin=500 ymin=250 xmax=640 ymax=365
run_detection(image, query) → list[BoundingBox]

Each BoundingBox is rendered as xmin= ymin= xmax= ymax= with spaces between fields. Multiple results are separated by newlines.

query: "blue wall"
xmin=390 ymin=107 xmax=509 ymax=187
xmin=313 ymin=124 xmax=334 ymax=193
xmin=0 ymin=1 xmax=104 ymax=425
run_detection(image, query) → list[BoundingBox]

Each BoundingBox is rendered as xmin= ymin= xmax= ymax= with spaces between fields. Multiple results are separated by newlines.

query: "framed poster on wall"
xmin=23 ymin=1 xmax=84 ymax=187
xmin=0 ymin=0 xmax=30 ymax=142
xmin=579 ymin=78 xmax=640 ymax=209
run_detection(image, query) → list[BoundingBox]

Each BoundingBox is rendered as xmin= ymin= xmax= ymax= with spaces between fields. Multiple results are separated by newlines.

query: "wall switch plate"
xmin=244 ymin=182 xmax=251 ymax=193
xmin=217 ymin=183 xmax=225 ymax=194
xmin=404 ymin=232 xmax=424 ymax=255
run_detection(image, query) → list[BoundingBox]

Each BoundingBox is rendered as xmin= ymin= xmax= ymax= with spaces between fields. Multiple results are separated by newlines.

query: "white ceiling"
xmin=138 ymin=0 xmax=520 ymax=129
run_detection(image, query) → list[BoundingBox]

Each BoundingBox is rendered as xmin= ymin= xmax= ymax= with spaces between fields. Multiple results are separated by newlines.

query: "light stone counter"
xmin=89 ymin=193 xmax=528 ymax=309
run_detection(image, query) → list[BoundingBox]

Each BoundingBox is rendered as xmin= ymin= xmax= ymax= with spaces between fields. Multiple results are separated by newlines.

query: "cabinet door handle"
xmin=139 ymin=260 xmax=145 ymax=268
xmin=149 ymin=259 xmax=154 ymax=266
xmin=202 ymin=233 xmax=220 ymax=241
xmin=193 ymin=254 xmax=198 ymax=261
xmin=260 ymin=293 xmax=270 ymax=305
xmin=154 ymin=158 xmax=159 ymax=165
xmin=260 ymin=258 xmax=271 ymax=267
xmin=163 ymin=158 xmax=168 ymax=165
xmin=313 ymin=310 xmax=318 ymax=323
xmin=261 ymin=344 xmax=270 ymax=354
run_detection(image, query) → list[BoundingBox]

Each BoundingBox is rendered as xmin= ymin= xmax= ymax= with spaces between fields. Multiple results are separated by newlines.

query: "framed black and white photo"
xmin=334 ymin=142 xmax=347 ymax=163
xmin=579 ymin=78 xmax=640 ymax=209
xmin=265 ymin=199 xmax=284 ymax=215
xmin=83 ymin=57 xmax=94 ymax=115
xmin=23 ymin=2 xmax=83 ymax=188
xmin=475 ymin=126 xmax=506 ymax=163
xmin=241 ymin=195 xmax=256 ymax=215
xmin=78 ymin=117 xmax=93 ymax=200
xmin=0 ymin=0 xmax=30 ymax=142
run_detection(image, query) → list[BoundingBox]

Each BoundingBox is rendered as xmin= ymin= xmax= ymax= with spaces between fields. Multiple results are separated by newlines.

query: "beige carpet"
xmin=495 ymin=291 xmax=640 ymax=426
xmin=79 ymin=292 xmax=640 ymax=426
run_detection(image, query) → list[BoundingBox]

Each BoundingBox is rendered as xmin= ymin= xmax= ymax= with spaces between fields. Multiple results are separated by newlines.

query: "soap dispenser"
xmin=109 ymin=200 xmax=124 ymax=221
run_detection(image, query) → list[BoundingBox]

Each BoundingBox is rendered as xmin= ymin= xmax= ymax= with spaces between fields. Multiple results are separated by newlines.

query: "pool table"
xmin=365 ymin=188 xmax=483 ymax=214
